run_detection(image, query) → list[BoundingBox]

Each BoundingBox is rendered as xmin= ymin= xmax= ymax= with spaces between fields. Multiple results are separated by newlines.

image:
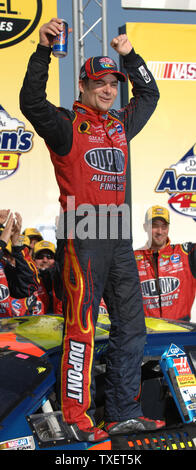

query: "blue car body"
xmin=1 ymin=314 xmax=196 ymax=451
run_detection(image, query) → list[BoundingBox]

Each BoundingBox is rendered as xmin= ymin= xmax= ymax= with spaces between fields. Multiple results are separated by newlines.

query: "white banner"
xmin=121 ymin=0 xmax=196 ymax=10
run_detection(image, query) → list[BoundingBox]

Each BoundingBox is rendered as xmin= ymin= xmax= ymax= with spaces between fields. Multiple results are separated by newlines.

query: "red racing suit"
xmin=49 ymin=102 xmax=129 ymax=212
xmin=135 ymin=239 xmax=196 ymax=320
xmin=20 ymin=44 xmax=159 ymax=429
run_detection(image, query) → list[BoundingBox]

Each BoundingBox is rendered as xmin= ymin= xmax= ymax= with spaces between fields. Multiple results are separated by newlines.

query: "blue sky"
xmin=56 ymin=1 xmax=196 ymax=108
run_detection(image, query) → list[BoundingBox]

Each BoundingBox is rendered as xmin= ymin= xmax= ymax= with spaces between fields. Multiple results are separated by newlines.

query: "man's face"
xmin=79 ymin=74 xmax=118 ymax=112
xmin=34 ymin=250 xmax=55 ymax=270
xmin=144 ymin=218 xmax=169 ymax=250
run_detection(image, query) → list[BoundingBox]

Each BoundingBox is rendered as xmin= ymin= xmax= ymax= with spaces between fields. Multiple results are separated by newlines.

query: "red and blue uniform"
xmin=135 ymin=239 xmax=196 ymax=321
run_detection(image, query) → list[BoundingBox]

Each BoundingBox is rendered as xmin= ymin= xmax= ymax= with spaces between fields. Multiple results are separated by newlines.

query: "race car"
xmin=0 ymin=312 xmax=196 ymax=451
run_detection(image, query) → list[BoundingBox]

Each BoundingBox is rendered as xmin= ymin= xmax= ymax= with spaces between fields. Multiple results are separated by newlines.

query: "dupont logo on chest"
xmin=0 ymin=284 xmax=9 ymax=300
xmin=84 ymin=147 xmax=125 ymax=174
xmin=141 ymin=277 xmax=180 ymax=298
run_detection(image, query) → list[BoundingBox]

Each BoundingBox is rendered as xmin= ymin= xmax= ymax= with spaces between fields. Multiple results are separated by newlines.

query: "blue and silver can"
xmin=52 ymin=20 xmax=68 ymax=58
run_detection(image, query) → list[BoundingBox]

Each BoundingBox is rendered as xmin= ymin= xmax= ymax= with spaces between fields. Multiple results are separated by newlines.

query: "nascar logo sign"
xmin=147 ymin=61 xmax=196 ymax=80
xmin=0 ymin=105 xmax=33 ymax=180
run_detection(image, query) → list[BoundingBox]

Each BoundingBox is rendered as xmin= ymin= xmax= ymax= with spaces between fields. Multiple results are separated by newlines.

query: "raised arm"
xmin=111 ymin=34 xmax=160 ymax=142
xmin=20 ymin=18 xmax=73 ymax=156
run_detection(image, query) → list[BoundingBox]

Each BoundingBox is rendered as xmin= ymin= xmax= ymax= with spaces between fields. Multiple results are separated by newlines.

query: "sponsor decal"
xmin=11 ymin=299 xmax=23 ymax=314
xmin=160 ymin=258 xmax=169 ymax=267
xmin=16 ymin=353 xmax=29 ymax=359
xmin=84 ymin=147 xmax=125 ymax=174
xmin=170 ymin=254 xmax=181 ymax=263
xmin=91 ymin=173 xmax=126 ymax=191
xmin=99 ymin=299 xmax=108 ymax=316
xmin=78 ymin=121 xmax=91 ymax=134
xmin=135 ymin=254 xmax=144 ymax=261
xmin=0 ymin=302 xmax=9 ymax=314
xmin=0 ymin=105 xmax=33 ymax=179
xmin=36 ymin=366 xmax=46 ymax=374
xmin=0 ymin=436 xmax=35 ymax=450
xmin=67 ymin=340 xmax=85 ymax=404
xmin=138 ymin=65 xmax=151 ymax=83
xmin=99 ymin=57 xmax=116 ymax=69
xmin=106 ymin=120 xmax=123 ymax=135
xmin=0 ymin=0 xmax=42 ymax=49
xmin=166 ymin=343 xmax=185 ymax=357
xmin=177 ymin=374 xmax=196 ymax=388
xmin=107 ymin=122 xmax=124 ymax=138
xmin=0 ymin=284 xmax=9 ymax=301
xmin=147 ymin=61 xmax=196 ymax=80
xmin=141 ymin=276 xmax=179 ymax=298
xmin=115 ymin=122 xmax=123 ymax=134
xmin=155 ymin=144 xmax=196 ymax=222
xmin=174 ymin=357 xmax=192 ymax=375
xmin=32 ymin=300 xmax=42 ymax=315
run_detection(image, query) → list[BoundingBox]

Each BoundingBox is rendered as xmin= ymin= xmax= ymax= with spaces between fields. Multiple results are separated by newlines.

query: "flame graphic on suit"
xmin=61 ymin=238 xmax=95 ymax=428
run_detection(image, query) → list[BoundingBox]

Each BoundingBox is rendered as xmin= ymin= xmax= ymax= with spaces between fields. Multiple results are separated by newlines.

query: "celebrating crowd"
xmin=0 ymin=209 xmax=62 ymax=317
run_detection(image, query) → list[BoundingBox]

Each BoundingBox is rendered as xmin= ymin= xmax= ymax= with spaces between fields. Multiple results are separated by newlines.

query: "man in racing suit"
xmin=20 ymin=18 xmax=165 ymax=441
xmin=134 ymin=205 xmax=196 ymax=320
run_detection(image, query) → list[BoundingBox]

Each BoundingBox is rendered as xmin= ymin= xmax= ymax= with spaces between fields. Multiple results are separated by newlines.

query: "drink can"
xmin=52 ymin=20 xmax=68 ymax=58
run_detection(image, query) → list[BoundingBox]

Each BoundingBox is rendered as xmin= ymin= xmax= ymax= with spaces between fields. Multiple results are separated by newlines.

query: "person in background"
xmin=0 ymin=211 xmax=38 ymax=316
xmin=33 ymin=240 xmax=63 ymax=315
xmin=33 ymin=240 xmax=55 ymax=270
xmin=6 ymin=216 xmax=40 ymax=300
xmin=23 ymin=227 xmax=43 ymax=256
xmin=134 ymin=205 xmax=196 ymax=321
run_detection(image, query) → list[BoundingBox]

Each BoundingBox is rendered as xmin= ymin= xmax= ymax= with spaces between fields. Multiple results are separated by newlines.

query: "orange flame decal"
xmin=61 ymin=238 xmax=95 ymax=428
xmin=63 ymin=238 xmax=94 ymax=334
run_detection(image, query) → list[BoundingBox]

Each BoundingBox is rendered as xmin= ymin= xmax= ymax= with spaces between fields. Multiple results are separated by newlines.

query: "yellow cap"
xmin=18 ymin=234 xmax=31 ymax=247
xmin=33 ymin=240 xmax=56 ymax=256
xmin=145 ymin=206 xmax=170 ymax=224
xmin=23 ymin=228 xmax=43 ymax=240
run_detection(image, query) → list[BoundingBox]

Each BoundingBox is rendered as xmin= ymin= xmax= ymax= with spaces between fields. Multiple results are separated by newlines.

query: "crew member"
xmin=23 ymin=227 xmax=43 ymax=256
xmin=134 ymin=205 xmax=196 ymax=320
xmin=33 ymin=240 xmax=63 ymax=315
